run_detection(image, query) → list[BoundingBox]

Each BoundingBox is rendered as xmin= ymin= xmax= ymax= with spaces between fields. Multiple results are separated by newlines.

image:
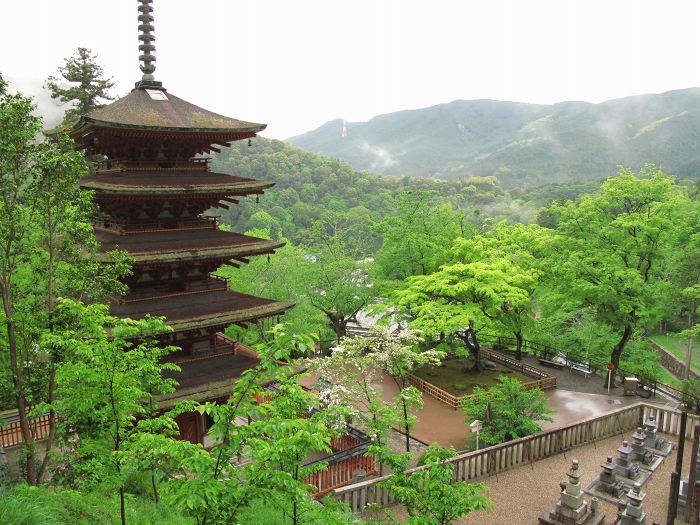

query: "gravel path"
xmin=372 ymin=433 xmax=688 ymax=524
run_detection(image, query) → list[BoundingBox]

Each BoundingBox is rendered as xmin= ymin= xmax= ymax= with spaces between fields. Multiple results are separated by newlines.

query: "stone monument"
xmin=630 ymin=428 xmax=654 ymax=465
xmin=584 ymin=455 xmax=627 ymax=503
xmin=539 ymin=459 xmax=605 ymax=525
xmin=617 ymin=483 xmax=647 ymax=525
xmin=642 ymin=416 xmax=673 ymax=456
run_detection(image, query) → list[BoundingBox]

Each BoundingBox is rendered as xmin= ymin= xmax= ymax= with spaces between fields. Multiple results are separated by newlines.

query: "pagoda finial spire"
xmin=137 ymin=0 xmax=157 ymax=84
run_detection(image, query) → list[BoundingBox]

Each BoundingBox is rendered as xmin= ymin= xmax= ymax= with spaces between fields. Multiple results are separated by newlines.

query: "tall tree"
xmin=451 ymin=222 xmax=551 ymax=359
xmin=45 ymin=47 xmax=115 ymax=124
xmin=547 ymin=166 xmax=687 ymax=384
xmin=0 ymin=72 xmax=7 ymax=96
xmin=303 ymin=221 xmax=375 ymax=342
xmin=0 ymin=92 xmax=43 ymax=484
xmin=50 ymin=300 xmax=178 ymax=525
xmin=373 ymin=191 xmax=470 ymax=284
xmin=394 ymin=251 xmax=535 ymax=371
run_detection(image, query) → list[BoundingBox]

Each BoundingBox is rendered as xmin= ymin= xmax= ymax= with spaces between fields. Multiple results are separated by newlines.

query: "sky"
xmin=3 ymin=0 xmax=700 ymax=139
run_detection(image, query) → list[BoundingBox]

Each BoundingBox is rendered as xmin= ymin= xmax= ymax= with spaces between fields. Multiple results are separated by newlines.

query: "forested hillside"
xmin=288 ymin=88 xmax=700 ymax=187
xmin=212 ymin=137 xmax=605 ymax=244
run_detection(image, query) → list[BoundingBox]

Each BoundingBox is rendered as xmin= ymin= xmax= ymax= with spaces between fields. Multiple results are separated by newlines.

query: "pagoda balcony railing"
xmin=92 ymin=215 xmax=218 ymax=234
xmin=169 ymin=333 xmax=246 ymax=365
xmin=112 ymin=275 xmax=229 ymax=304
xmin=94 ymin=157 xmax=211 ymax=173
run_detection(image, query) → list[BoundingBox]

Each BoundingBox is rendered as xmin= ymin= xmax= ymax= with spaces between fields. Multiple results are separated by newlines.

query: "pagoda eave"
xmin=96 ymin=230 xmax=284 ymax=264
xmin=110 ymin=290 xmax=293 ymax=332
xmin=99 ymin=244 xmax=281 ymax=265
xmin=156 ymin=352 xmax=260 ymax=409
xmin=142 ymin=301 xmax=293 ymax=332
xmin=82 ymin=172 xmax=274 ymax=197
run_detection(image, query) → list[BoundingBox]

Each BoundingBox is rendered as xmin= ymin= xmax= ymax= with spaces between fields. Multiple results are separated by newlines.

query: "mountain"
xmin=287 ymin=88 xmax=700 ymax=187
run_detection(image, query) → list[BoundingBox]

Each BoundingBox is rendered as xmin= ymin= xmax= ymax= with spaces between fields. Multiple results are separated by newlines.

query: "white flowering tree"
xmin=366 ymin=327 xmax=443 ymax=451
xmin=312 ymin=327 xmax=443 ymax=454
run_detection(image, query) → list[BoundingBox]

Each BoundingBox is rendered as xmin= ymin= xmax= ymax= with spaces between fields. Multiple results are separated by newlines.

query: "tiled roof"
xmin=111 ymin=289 xmax=293 ymax=331
xmin=96 ymin=230 xmax=283 ymax=263
xmin=73 ymin=86 xmax=266 ymax=133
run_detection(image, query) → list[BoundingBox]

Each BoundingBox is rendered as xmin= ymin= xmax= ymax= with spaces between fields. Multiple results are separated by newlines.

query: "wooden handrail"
xmin=333 ymin=402 xmax=697 ymax=512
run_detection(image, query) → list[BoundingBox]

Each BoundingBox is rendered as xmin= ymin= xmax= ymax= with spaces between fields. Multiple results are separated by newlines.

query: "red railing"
xmin=92 ymin=216 xmax=218 ymax=235
xmin=331 ymin=434 xmax=361 ymax=451
xmin=307 ymin=454 xmax=377 ymax=497
xmin=94 ymin=157 xmax=210 ymax=173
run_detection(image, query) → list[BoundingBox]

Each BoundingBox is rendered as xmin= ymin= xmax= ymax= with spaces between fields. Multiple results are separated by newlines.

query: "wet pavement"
xmin=302 ymin=355 xmax=668 ymax=452
xmin=375 ymin=371 xmax=654 ymax=451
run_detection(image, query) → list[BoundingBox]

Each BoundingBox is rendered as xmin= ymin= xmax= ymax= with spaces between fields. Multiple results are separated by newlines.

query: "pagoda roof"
xmin=72 ymin=86 xmax=266 ymax=134
xmin=158 ymin=352 xmax=259 ymax=407
xmin=82 ymin=171 xmax=273 ymax=196
xmin=110 ymin=289 xmax=293 ymax=332
xmin=96 ymin=230 xmax=283 ymax=264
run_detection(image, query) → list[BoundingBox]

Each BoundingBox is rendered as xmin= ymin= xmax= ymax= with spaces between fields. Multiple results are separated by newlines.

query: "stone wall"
xmin=648 ymin=338 xmax=700 ymax=381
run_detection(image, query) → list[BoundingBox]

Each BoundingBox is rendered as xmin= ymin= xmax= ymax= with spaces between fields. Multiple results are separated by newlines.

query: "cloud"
xmin=359 ymin=141 xmax=397 ymax=170
xmin=6 ymin=77 xmax=69 ymax=129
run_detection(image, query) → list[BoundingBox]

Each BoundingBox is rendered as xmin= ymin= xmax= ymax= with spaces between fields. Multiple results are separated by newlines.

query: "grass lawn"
xmin=650 ymin=334 xmax=700 ymax=376
xmin=413 ymin=357 xmax=532 ymax=396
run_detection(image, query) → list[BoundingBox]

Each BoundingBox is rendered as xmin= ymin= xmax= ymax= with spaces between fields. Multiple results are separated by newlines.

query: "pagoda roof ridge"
xmin=72 ymin=86 xmax=266 ymax=134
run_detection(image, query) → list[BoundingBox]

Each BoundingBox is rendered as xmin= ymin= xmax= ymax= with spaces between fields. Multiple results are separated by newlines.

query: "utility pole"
xmin=668 ymin=410 xmax=688 ymax=525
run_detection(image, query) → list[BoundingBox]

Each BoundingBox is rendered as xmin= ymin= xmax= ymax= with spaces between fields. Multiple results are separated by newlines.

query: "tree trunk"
xmin=514 ymin=330 xmax=523 ymax=361
xmin=37 ymin=368 xmax=57 ymax=482
xmin=402 ymin=398 xmax=410 ymax=452
xmin=686 ymin=303 xmax=695 ymax=380
xmin=1 ymin=282 xmax=37 ymax=485
xmin=120 ymin=486 xmax=126 ymax=525
xmin=326 ymin=311 xmax=347 ymax=343
xmin=151 ymin=470 xmax=160 ymax=504
xmin=457 ymin=328 xmax=483 ymax=372
xmin=608 ymin=324 xmax=633 ymax=387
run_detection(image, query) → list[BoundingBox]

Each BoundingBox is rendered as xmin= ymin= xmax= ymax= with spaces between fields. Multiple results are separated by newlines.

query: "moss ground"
xmin=413 ymin=358 xmax=531 ymax=396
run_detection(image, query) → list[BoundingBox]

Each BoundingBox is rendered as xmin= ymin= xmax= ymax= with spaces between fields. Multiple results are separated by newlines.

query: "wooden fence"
xmin=333 ymin=402 xmax=698 ymax=512
xmin=0 ymin=411 xmax=52 ymax=449
xmin=406 ymin=349 xmax=556 ymax=409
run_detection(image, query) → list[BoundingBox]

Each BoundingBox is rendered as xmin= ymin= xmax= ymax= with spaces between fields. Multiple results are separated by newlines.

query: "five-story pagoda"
xmin=70 ymin=0 xmax=292 ymax=443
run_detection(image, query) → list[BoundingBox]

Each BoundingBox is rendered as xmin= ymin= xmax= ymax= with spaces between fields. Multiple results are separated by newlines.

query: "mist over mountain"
xmin=287 ymin=88 xmax=700 ymax=188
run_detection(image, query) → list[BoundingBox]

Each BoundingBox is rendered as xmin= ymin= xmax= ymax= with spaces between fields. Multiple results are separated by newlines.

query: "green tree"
xmin=379 ymin=445 xmax=491 ymax=525
xmin=50 ymin=300 xmax=178 ymax=525
xmin=461 ymin=376 xmax=554 ymax=447
xmin=373 ymin=191 xmax=468 ymax=283
xmin=162 ymin=327 xmax=340 ymax=525
xmin=0 ymin=90 xmax=125 ymax=483
xmin=451 ymin=222 xmax=551 ymax=359
xmin=547 ymin=166 xmax=688 ymax=384
xmin=304 ymin=226 xmax=375 ymax=342
xmin=45 ymin=47 xmax=115 ymax=124
xmin=217 ymin=229 xmax=332 ymax=345
xmin=394 ymin=253 xmax=534 ymax=371
xmin=0 ymin=92 xmax=44 ymax=484
xmin=0 ymin=72 xmax=7 ymax=96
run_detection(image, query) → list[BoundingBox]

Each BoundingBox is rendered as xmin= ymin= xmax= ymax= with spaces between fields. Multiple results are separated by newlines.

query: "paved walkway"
xmin=302 ymin=353 xmax=669 ymax=452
